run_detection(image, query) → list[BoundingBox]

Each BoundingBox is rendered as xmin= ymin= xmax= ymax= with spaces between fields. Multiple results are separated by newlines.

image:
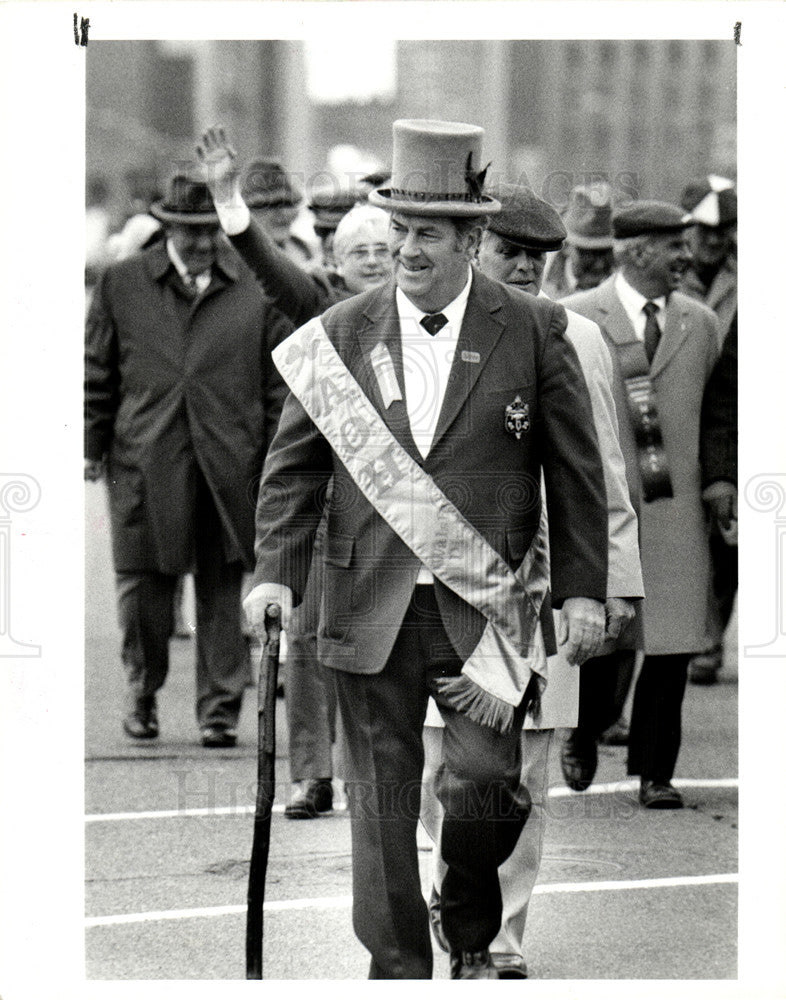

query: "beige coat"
xmin=563 ymin=276 xmax=720 ymax=656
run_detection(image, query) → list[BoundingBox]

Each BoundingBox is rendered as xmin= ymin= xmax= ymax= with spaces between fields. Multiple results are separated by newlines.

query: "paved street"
xmin=84 ymin=480 xmax=739 ymax=981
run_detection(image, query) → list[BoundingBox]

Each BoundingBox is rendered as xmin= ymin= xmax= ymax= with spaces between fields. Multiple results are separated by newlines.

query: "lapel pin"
xmin=461 ymin=350 xmax=480 ymax=364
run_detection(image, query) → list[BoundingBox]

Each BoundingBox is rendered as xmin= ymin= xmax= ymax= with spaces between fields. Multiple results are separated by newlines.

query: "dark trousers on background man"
xmin=627 ymin=654 xmax=691 ymax=783
xmin=116 ymin=476 xmax=250 ymax=730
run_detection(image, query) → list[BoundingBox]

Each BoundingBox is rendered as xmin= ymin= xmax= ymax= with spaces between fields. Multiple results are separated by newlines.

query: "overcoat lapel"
xmin=430 ymin=271 xmax=507 ymax=450
xmin=594 ymin=276 xmax=638 ymax=348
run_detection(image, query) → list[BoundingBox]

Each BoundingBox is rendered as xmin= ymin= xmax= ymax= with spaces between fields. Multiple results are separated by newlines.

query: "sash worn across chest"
xmin=272 ymin=318 xmax=551 ymax=732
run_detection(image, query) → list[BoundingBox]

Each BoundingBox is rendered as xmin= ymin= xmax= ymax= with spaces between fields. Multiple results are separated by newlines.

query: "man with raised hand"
xmin=244 ymin=119 xmax=609 ymax=979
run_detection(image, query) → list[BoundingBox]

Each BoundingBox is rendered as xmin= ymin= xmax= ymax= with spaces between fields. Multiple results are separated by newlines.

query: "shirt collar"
xmin=166 ymin=237 xmax=218 ymax=294
xmin=395 ymin=266 xmax=473 ymax=335
xmin=615 ymin=270 xmax=666 ymax=317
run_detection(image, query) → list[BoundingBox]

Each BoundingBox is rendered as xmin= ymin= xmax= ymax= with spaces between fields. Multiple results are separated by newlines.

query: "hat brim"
xmin=489 ymin=229 xmax=565 ymax=253
xmin=149 ymin=202 xmax=220 ymax=225
xmin=368 ymin=187 xmax=501 ymax=217
xmin=566 ymin=231 xmax=615 ymax=250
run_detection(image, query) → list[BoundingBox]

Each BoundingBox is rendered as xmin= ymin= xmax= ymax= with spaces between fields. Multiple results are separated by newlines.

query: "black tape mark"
xmin=73 ymin=13 xmax=90 ymax=46
xmin=734 ymin=21 xmax=742 ymax=46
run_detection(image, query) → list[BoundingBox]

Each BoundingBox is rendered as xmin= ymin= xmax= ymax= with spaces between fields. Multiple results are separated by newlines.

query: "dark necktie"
xmin=420 ymin=312 xmax=448 ymax=337
xmin=643 ymin=300 xmax=661 ymax=363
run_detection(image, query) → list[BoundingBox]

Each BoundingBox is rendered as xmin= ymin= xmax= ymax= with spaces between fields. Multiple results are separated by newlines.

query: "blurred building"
xmin=87 ymin=39 xmax=736 ymax=220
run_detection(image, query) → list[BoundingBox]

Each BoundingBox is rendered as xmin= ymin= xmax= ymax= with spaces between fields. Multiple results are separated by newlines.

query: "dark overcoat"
xmin=85 ymin=240 xmax=291 ymax=574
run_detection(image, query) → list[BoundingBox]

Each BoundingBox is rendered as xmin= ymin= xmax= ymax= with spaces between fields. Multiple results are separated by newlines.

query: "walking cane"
xmin=245 ymin=602 xmax=281 ymax=980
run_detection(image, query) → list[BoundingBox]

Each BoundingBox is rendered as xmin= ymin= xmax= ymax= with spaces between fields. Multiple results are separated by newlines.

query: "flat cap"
xmin=612 ymin=200 xmax=692 ymax=239
xmin=486 ymin=182 xmax=567 ymax=252
xmin=680 ymin=174 xmax=737 ymax=227
xmin=242 ymin=158 xmax=301 ymax=208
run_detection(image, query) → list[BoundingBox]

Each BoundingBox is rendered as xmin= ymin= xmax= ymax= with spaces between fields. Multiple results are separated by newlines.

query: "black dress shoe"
xmin=284 ymin=779 xmax=333 ymax=819
xmin=450 ymin=949 xmax=499 ymax=979
xmin=560 ymin=732 xmax=598 ymax=791
xmin=122 ymin=697 xmax=159 ymax=739
xmin=201 ymin=726 xmax=237 ymax=748
xmin=428 ymin=886 xmax=449 ymax=953
xmin=639 ymin=780 xmax=684 ymax=809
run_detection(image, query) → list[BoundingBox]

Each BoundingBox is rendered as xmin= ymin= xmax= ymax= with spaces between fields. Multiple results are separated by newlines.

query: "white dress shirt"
xmin=166 ymin=238 xmax=212 ymax=295
xmin=396 ymin=267 xmax=473 ymax=582
xmin=614 ymin=271 xmax=665 ymax=340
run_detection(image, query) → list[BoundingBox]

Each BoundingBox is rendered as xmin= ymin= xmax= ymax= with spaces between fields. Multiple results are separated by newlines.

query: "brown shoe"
xmin=560 ymin=732 xmax=598 ymax=791
xmin=122 ymin=696 xmax=159 ymax=739
xmin=450 ymin=949 xmax=499 ymax=979
xmin=639 ymin=780 xmax=684 ymax=809
xmin=200 ymin=726 xmax=237 ymax=748
xmin=284 ymin=779 xmax=333 ymax=819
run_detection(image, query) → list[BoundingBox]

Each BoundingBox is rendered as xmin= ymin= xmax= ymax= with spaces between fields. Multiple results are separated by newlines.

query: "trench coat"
xmin=563 ymin=276 xmax=719 ymax=655
xmin=85 ymin=239 xmax=291 ymax=574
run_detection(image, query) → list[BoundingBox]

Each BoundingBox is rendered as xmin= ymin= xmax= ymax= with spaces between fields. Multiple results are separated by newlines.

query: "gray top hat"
xmin=368 ymin=119 xmax=501 ymax=218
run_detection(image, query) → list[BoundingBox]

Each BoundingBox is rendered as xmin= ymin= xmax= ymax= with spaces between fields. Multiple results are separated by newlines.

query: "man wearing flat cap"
xmin=84 ymin=172 xmax=291 ymax=747
xmin=421 ymin=181 xmax=643 ymax=977
xmin=243 ymin=119 xmax=610 ymax=979
xmin=563 ymin=200 xmax=720 ymax=809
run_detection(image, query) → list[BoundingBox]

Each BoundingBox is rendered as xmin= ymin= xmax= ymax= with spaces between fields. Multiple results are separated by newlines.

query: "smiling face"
xmin=477 ymin=232 xmax=546 ymax=295
xmin=334 ymin=218 xmax=392 ymax=293
xmin=640 ymin=231 xmax=693 ymax=297
xmin=388 ymin=212 xmax=481 ymax=312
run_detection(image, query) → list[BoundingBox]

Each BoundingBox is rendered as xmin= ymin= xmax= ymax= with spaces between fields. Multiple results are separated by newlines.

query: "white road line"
xmin=85 ymin=873 xmax=738 ymax=928
xmin=85 ymin=778 xmax=738 ymax=823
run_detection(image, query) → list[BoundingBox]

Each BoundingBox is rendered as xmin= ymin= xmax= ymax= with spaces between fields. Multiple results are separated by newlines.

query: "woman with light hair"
xmin=332 ymin=204 xmax=392 ymax=294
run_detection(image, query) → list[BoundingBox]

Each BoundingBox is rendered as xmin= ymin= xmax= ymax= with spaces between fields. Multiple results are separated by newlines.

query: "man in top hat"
xmin=679 ymin=175 xmax=738 ymax=686
xmin=562 ymin=200 xmax=720 ymax=808
xmin=542 ymin=182 xmax=616 ymax=299
xmin=243 ymin=119 xmax=610 ymax=978
xmin=84 ymin=171 xmax=292 ymax=746
xmin=421 ymin=181 xmax=643 ymax=977
xmin=242 ymin=156 xmax=315 ymax=266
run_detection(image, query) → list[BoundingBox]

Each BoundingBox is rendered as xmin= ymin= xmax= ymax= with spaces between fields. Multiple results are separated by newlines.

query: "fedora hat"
xmin=242 ymin=158 xmax=301 ymax=209
xmin=368 ymin=119 xmax=500 ymax=218
xmin=563 ymin=183 xmax=615 ymax=249
xmin=149 ymin=172 xmax=219 ymax=225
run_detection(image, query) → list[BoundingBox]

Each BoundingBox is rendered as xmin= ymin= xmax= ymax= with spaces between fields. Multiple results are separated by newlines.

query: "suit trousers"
xmin=285 ymin=537 xmax=336 ymax=782
xmin=423 ymin=725 xmax=552 ymax=968
xmin=574 ymin=649 xmax=637 ymax=742
xmin=332 ymin=585 xmax=530 ymax=979
xmin=626 ymin=653 xmax=690 ymax=783
xmin=115 ymin=478 xmax=250 ymax=729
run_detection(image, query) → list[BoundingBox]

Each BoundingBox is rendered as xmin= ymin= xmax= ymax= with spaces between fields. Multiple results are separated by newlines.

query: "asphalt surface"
xmin=84 ymin=480 xmax=740 ymax=982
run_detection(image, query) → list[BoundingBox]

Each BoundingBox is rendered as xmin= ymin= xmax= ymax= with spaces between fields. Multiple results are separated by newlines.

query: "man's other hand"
xmin=196 ymin=126 xmax=240 ymax=205
xmin=703 ymin=480 xmax=737 ymax=536
xmin=604 ymin=597 xmax=636 ymax=640
xmin=558 ymin=597 xmax=606 ymax=665
xmin=84 ymin=458 xmax=105 ymax=482
xmin=243 ymin=583 xmax=293 ymax=642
